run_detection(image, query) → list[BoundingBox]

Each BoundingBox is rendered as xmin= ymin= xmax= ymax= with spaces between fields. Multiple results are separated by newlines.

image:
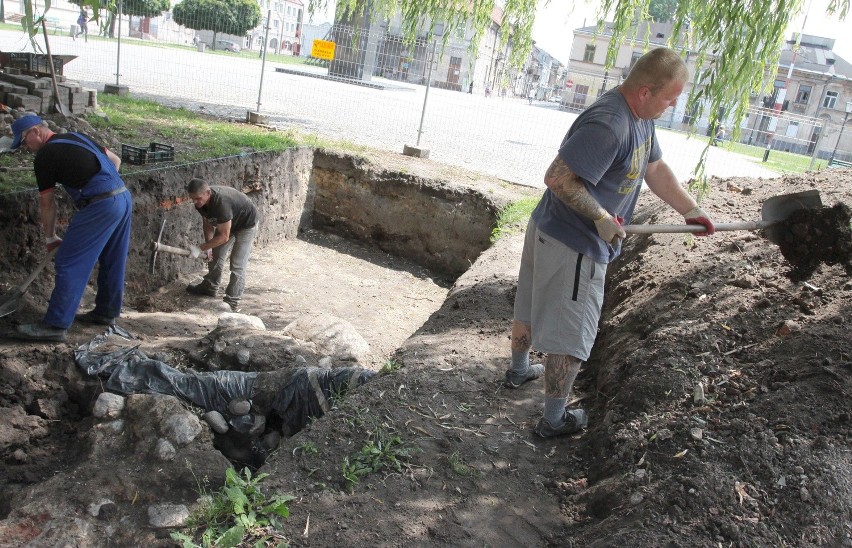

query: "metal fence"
xmin=1 ymin=12 xmax=850 ymax=192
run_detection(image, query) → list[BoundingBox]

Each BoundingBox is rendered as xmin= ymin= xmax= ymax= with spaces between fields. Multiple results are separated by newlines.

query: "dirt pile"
xmin=775 ymin=202 xmax=852 ymax=281
xmin=0 ymin=147 xmax=850 ymax=546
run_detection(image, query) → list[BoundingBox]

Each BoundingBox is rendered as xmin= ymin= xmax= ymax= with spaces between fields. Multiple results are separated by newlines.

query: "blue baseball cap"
xmin=11 ymin=114 xmax=43 ymax=149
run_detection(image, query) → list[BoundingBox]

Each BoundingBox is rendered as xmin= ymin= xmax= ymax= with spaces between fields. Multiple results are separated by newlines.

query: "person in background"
xmin=185 ymin=178 xmax=258 ymax=313
xmin=503 ymin=48 xmax=715 ymax=438
xmin=75 ymin=8 xmax=88 ymax=42
xmin=712 ymin=125 xmax=727 ymax=146
xmin=10 ymin=114 xmax=132 ymax=342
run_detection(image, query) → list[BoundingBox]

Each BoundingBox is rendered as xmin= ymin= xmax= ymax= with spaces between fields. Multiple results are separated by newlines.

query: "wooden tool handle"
xmin=152 ymin=241 xmax=191 ymax=256
xmin=17 ymin=247 xmax=58 ymax=293
xmin=623 ymin=221 xmax=772 ymax=234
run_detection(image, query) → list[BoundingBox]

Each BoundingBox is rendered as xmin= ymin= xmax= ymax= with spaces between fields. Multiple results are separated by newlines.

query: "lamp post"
xmin=828 ymin=100 xmax=852 ymax=165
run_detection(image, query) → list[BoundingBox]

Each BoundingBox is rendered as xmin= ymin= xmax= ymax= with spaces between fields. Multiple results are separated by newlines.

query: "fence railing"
xmin=1 ymin=14 xmax=850 ymax=193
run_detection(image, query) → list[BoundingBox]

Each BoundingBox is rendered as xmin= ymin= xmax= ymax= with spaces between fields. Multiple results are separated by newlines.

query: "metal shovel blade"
xmin=761 ymin=189 xmax=822 ymax=244
xmin=623 ymin=189 xmax=822 ymax=240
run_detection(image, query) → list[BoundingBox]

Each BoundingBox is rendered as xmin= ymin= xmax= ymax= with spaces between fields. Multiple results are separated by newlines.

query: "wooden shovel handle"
xmin=623 ymin=221 xmax=773 ymax=234
xmin=152 ymin=241 xmax=191 ymax=256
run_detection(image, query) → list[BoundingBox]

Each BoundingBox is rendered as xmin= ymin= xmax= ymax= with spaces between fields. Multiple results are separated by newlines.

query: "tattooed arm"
xmin=544 ymin=154 xmax=626 ymax=244
xmin=543 ymin=154 xmax=608 ymax=221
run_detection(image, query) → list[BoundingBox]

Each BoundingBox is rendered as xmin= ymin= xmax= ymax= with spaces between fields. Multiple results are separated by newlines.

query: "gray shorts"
xmin=514 ymin=217 xmax=606 ymax=360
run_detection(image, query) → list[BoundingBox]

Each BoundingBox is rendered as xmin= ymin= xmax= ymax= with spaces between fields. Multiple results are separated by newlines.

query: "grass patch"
xmin=716 ymin=140 xmax=827 ymax=174
xmin=379 ymin=358 xmax=403 ymax=374
xmin=342 ymin=429 xmax=416 ymax=492
xmin=172 ymin=466 xmax=293 ymax=548
xmin=448 ymin=451 xmax=474 ymax=477
xmin=491 ymin=197 xmax=539 ymax=242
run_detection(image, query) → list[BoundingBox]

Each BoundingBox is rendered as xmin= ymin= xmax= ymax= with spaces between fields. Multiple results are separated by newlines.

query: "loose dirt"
xmin=1 ymin=110 xmax=851 ymax=546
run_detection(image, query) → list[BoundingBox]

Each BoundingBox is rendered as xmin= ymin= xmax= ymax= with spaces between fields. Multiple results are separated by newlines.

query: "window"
xmin=629 ymin=51 xmax=642 ymax=70
xmin=795 ymin=85 xmax=811 ymax=104
xmin=785 ymin=121 xmax=799 ymax=137
xmin=823 ymin=90 xmax=838 ymax=109
xmin=583 ymin=44 xmax=595 ymax=63
xmin=273 ymin=19 xmax=279 ymax=28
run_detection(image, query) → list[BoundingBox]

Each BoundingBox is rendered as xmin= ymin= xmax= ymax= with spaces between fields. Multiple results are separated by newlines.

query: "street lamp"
xmin=829 ymin=100 xmax=852 ymax=165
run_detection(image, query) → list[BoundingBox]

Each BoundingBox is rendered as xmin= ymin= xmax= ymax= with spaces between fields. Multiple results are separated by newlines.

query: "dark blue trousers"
xmin=44 ymin=191 xmax=132 ymax=328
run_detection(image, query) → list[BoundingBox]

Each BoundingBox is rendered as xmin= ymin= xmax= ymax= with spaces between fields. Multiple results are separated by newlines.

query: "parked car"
xmin=215 ymin=40 xmax=241 ymax=53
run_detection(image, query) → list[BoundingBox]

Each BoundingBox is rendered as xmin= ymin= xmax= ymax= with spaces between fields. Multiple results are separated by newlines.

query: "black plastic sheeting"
xmin=272 ymin=367 xmax=376 ymax=434
xmin=74 ymin=326 xmax=376 ymax=435
xmin=75 ymin=326 xmax=255 ymax=415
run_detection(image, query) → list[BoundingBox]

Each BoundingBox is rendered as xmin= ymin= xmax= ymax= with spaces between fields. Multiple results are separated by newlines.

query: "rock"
xmin=148 ymin=504 xmax=190 ymax=528
xmin=228 ymin=399 xmax=251 ymax=416
xmin=88 ymin=498 xmax=116 ymax=519
xmin=295 ymin=355 xmax=307 ymax=364
xmin=12 ymin=448 xmax=27 ymax=462
xmin=163 ymin=413 xmax=203 ymax=446
xmin=237 ymin=348 xmax=251 ymax=365
xmin=655 ymin=429 xmax=674 ymax=441
xmin=213 ymin=340 xmax=227 ymax=353
xmin=693 ymin=384 xmax=706 ymax=404
xmin=690 ymin=428 xmax=704 ymax=441
xmin=156 ymin=438 xmax=177 ymax=461
xmin=34 ymin=398 xmax=62 ymax=420
xmin=775 ymin=320 xmax=801 ymax=337
xmin=318 ymin=356 xmax=333 ymax=368
xmin=630 ymin=492 xmax=644 ymax=505
xmin=218 ymin=313 xmax=266 ymax=331
xmin=92 ymin=392 xmax=125 ymax=419
xmin=728 ymin=274 xmax=758 ymax=289
xmin=203 ymin=410 xmax=229 ymax=434
xmin=283 ymin=313 xmax=369 ymax=363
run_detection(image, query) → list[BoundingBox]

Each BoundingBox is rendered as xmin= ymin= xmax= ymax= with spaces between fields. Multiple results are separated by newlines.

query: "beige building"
xmin=564 ymin=22 xmax=852 ymax=161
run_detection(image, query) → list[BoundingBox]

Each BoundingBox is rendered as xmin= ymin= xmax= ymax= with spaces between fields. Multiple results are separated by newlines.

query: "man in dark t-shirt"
xmin=10 ymin=114 xmax=132 ymax=342
xmin=185 ymin=178 xmax=258 ymax=312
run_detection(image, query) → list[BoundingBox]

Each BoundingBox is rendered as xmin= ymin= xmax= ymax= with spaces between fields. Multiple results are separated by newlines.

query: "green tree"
xmin=172 ymin=0 xmax=261 ymax=50
xmin=648 ymin=0 xmax=677 ymax=22
xmin=121 ymin=0 xmax=171 ymax=18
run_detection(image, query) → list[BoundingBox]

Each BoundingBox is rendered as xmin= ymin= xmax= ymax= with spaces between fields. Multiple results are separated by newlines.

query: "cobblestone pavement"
xmin=2 ymin=30 xmax=778 ymax=188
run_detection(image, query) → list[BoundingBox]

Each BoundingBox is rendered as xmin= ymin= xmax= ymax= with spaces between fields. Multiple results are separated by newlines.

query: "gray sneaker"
xmin=534 ymin=409 xmax=588 ymax=438
xmin=503 ymin=363 xmax=544 ymax=388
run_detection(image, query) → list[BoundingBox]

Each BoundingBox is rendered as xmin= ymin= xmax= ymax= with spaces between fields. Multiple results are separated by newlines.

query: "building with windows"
xmin=247 ymin=0 xmax=304 ymax=55
xmin=564 ymin=22 xmax=852 ymax=160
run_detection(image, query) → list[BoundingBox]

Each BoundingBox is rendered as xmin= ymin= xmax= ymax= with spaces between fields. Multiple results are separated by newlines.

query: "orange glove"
xmin=684 ymin=206 xmax=715 ymax=236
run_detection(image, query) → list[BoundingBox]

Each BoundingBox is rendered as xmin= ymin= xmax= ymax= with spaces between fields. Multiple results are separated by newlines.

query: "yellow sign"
xmin=311 ymin=39 xmax=336 ymax=60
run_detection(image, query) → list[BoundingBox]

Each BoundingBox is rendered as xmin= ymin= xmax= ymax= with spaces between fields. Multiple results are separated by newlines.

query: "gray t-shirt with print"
xmin=531 ymin=88 xmax=661 ymax=263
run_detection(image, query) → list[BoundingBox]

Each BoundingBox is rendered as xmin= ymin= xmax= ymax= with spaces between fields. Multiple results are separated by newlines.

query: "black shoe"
xmin=186 ymin=283 xmax=217 ymax=297
xmin=76 ymin=310 xmax=116 ymax=326
xmin=14 ymin=322 xmax=67 ymax=342
xmin=223 ymin=299 xmax=241 ymax=313
xmin=534 ymin=409 xmax=588 ymax=438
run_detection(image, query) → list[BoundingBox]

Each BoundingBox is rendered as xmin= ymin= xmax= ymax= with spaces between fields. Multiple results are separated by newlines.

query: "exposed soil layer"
xmin=0 ymin=110 xmax=851 ymax=546
xmin=775 ymin=203 xmax=852 ymax=282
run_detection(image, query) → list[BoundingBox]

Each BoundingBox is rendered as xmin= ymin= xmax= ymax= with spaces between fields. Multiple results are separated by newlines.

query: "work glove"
xmin=684 ymin=206 xmax=716 ymax=236
xmin=593 ymin=212 xmax=626 ymax=244
xmin=189 ymin=245 xmax=202 ymax=259
xmin=45 ymin=235 xmax=62 ymax=252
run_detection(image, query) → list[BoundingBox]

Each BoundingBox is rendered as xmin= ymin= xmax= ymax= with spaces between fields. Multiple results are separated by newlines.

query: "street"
xmin=1 ymin=29 xmax=777 ymax=187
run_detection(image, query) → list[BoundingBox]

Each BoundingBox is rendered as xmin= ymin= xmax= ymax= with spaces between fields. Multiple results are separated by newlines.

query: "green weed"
xmin=448 ymin=451 xmax=474 ymax=477
xmin=342 ymin=431 xmax=415 ymax=491
xmin=170 ymin=467 xmax=294 ymax=548
xmin=379 ymin=358 xmax=403 ymax=374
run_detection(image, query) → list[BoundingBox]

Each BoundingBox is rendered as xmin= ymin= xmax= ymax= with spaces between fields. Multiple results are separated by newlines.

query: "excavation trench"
xmin=0 ymin=147 xmax=529 ymax=477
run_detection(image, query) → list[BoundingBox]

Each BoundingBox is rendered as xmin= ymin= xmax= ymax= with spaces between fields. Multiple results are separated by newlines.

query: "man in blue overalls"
xmin=10 ymin=114 xmax=132 ymax=342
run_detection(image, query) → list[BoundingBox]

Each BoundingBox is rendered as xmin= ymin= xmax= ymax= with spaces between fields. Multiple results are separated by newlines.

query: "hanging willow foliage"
xmin=308 ymin=0 xmax=538 ymax=67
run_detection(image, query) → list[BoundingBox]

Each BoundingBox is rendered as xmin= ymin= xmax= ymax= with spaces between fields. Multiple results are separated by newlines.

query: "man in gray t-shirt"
xmin=185 ymin=178 xmax=259 ymax=312
xmin=504 ymin=48 xmax=716 ymax=438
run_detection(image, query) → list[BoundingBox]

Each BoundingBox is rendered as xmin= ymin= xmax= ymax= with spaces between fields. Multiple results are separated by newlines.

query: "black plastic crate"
xmin=121 ymin=142 xmax=175 ymax=165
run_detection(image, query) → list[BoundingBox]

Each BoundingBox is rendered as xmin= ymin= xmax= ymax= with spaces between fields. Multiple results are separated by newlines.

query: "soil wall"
xmin=0 ymin=147 xmax=501 ymax=300
xmin=310 ymin=150 xmax=501 ymax=278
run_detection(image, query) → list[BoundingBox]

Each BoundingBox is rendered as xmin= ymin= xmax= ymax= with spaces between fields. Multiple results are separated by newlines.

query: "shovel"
xmin=40 ymin=18 xmax=72 ymax=117
xmin=624 ymin=189 xmax=822 ymax=243
xmin=0 ymin=248 xmax=58 ymax=318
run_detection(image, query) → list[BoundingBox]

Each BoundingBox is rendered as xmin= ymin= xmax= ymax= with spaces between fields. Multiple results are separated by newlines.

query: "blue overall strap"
xmin=47 ymin=134 xmax=123 ymax=205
